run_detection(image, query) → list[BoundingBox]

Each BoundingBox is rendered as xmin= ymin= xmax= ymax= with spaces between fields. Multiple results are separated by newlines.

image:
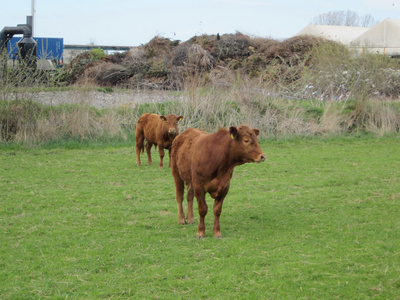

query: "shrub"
xmin=300 ymin=42 xmax=400 ymax=100
xmin=90 ymin=47 xmax=106 ymax=61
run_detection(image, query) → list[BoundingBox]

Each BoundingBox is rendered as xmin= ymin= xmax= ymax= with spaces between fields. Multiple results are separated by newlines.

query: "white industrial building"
xmin=350 ymin=19 xmax=400 ymax=56
xmin=295 ymin=19 xmax=400 ymax=56
xmin=295 ymin=24 xmax=369 ymax=45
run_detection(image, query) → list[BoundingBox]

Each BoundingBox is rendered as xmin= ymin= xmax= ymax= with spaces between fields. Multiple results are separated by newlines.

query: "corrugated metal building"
xmin=7 ymin=37 xmax=63 ymax=61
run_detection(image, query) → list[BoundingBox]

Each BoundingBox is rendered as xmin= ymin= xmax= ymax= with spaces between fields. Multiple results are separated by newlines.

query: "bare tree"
xmin=360 ymin=14 xmax=378 ymax=27
xmin=314 ymin=11 xmax=343 ymax=26
xmin=344 ymin=10 xmax=359 ymax=26
xmin=312 ymin=10 xmax=377 ymax=27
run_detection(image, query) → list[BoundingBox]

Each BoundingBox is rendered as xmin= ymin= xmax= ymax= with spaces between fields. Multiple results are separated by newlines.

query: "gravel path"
xmin=30 ymin=90 xmax=185 ymax=109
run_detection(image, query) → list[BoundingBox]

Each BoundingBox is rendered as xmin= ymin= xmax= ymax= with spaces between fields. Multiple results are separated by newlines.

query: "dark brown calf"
xmin=136 ymin=113 xmax=183 ymax=168
xmin=171 ymin=125 xmax=266 ymax=238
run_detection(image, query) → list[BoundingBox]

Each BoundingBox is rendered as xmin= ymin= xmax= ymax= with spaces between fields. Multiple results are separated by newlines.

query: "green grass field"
xmin=1 ymin=137 xmax=399 ymax=299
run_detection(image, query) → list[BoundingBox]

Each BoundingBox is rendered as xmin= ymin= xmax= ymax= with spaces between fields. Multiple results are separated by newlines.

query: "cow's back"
xmin=137 ymin=113 xmax=160 ymax=143
xmin=171 ymin=127 xmax=206 ymax=183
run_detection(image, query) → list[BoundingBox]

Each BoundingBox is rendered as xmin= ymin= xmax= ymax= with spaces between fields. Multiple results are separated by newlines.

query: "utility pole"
xmin=31 ymin=0 xmax=35 ymax=36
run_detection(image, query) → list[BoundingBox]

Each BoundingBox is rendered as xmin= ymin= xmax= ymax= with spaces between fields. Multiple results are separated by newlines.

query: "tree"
xmin=312 ymin=10 xmax=377 ymax=27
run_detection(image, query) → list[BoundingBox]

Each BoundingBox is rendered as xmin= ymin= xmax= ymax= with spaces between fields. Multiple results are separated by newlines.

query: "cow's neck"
xmin=220 ymin=134 xmax=245 ymax=169
xmin=164 ymin=132 xmax=174 ymax=141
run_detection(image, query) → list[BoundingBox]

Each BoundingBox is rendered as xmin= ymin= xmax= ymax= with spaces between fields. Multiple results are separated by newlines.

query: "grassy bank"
xmin=1 ymin=87 xmax=399 ymax=146
xmin=1 ymin=137 xmax=399 ymax=298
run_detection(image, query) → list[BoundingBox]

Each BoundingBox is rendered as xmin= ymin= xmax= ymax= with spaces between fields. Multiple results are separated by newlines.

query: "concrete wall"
xmin=62 ymin=45 xmax=131 ymax=64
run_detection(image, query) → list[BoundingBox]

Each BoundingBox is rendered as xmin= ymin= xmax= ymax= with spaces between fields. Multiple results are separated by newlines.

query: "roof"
xmin=295 ymin=24 xmax=369 ymax=45
xmin=350 ymin=19 xmax=400 ymax=48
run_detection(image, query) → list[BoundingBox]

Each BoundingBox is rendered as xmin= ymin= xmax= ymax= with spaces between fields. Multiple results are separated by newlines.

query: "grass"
xmin=1 ymin=136 xmax=400 ymax=298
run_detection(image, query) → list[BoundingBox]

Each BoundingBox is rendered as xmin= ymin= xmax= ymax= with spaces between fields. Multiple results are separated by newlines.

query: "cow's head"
xmin=229 ymin=125 xmax=266 ymax=163
xmin=160 ymin=114 xmax=184 ymax=136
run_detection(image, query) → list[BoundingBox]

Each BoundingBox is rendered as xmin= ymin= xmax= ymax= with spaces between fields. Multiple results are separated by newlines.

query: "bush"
xmin=300 ymin=42 xmax=400 ymax=100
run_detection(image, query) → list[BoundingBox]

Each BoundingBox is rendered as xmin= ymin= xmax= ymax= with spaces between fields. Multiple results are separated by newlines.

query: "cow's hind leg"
xmin=145 ymin=142 xmax=153 ymax=165
xmin=186 ymin=183 xmax=195 ymax=224
xmin=135 ymin=134 xmax=144 ymax=167
xmin=173 ymin=176 xmax=186 ymax=225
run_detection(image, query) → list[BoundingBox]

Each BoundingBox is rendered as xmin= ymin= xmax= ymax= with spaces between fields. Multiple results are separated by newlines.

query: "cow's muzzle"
xmin=169 ymin=129 xmax=177 ymax=135
xmin=257 ymin=154 xmax=266 ymax=163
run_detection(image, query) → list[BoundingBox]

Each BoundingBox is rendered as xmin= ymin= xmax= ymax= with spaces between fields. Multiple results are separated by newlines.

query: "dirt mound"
xmin=63 ymin=33 xmax=331 ymax=89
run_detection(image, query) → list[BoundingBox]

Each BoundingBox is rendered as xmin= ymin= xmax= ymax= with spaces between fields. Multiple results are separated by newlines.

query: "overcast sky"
xmin=1 ymin=0 xmax=399 ymax=46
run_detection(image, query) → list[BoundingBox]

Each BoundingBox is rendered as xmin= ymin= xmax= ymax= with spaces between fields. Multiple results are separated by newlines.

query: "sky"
xmin=1 ymin=0 xmax=399 ymax=47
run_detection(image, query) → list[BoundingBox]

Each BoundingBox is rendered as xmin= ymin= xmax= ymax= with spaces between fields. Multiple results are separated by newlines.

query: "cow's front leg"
xmin=168 ymin=149 xmax=172 ymax=168
xmin=194 ymin=183 xmax=207 ymax=238
xmin=212 ymin=188 xmax=229 ymax=238
xmin=158 ymin=146 xmax=165 ymax=169
xmin=212 ymin=199 xmax=224 ymax=238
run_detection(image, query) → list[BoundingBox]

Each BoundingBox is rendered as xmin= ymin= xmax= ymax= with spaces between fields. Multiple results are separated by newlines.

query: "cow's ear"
xmin=253 ymin=128 xmax=260 ymax=137
xmin=229 ymin=126 xmax=238 ymax=140
xmin=177 ymin=116 xmax=184 ymax=122
xmin=160 ymin=115 xmax=167 ymax=121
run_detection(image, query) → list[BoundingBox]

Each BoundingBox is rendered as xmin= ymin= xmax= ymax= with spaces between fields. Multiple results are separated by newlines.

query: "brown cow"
xmin=171 ymin=125 xmax=266 ymax=238
xmin=136 ymin=113 xmax=184 ymax=168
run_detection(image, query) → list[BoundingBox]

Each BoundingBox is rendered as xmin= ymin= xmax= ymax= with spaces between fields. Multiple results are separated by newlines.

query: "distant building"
xmin=295 ymin=24 xmax=369 ymax=45
xmin=8 ymin=37 xmax=63 ymax=61
xmin=350 ymin=19 xmax=400 ymax=56
xmin=295 ymin=19 xmax=400 ymax=56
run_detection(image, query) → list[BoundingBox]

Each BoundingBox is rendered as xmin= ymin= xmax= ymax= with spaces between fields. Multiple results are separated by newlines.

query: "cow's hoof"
xmin=214 ymin=235 xmax=222 ymax=239
xmin=196 ymin=234 xmax=206 ymax=239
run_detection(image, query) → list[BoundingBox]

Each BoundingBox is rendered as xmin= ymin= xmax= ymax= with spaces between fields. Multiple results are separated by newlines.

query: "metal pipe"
xmin=0 ymin=17 xmax=37 ymax=72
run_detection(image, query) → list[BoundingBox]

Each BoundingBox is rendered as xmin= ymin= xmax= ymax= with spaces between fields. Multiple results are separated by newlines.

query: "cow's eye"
xmin=244 ymin=139 xmax=250 ymax=144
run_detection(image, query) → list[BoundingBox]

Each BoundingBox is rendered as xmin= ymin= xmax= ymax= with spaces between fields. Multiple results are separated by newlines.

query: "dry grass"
xmin=1 ymin=85 xmax=399 ymax=144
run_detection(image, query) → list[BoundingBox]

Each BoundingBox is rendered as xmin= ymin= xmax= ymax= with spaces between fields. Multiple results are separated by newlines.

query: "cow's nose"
xmin=169 ymin=129 xmax=176 ymax=134
xmin=260 ymin=154 xmax=266 ymax=162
